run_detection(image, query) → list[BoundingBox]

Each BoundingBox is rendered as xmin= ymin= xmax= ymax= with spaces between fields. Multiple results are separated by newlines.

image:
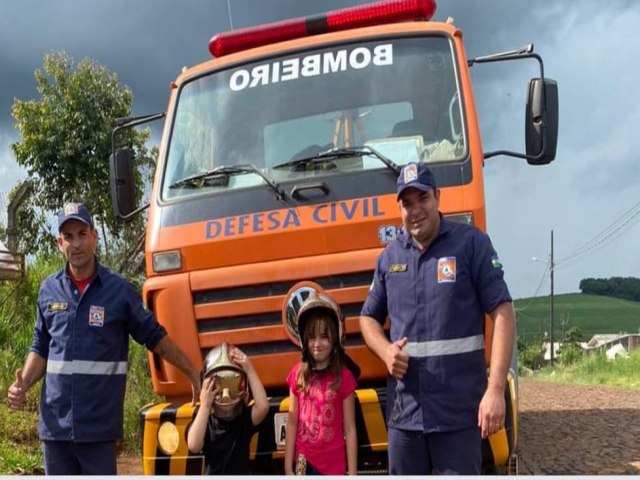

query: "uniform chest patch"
xmin=389 ymin=263 xmax=407 ymax=273
xmin=437 ymin=257 xmax=457 ymax=283
xmin=48 ymin=302 xmax=68 ymax=312
xmin=88 ymin=305 xmax=105 ymax=327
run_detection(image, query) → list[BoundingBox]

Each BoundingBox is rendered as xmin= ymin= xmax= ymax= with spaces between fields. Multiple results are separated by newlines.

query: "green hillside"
xmin=514 ymin=293 xmax=640 ymax=342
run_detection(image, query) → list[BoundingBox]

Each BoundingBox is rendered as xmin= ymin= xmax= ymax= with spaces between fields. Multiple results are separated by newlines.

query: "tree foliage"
xmin=10 ymin=51 xmax=154 ymax=256
xmin=579 ymin=276 xmax=640 ymax=302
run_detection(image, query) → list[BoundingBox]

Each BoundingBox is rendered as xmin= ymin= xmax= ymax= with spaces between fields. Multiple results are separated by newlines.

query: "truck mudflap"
xmin=139 ymin=380 xmax=516 ymax=475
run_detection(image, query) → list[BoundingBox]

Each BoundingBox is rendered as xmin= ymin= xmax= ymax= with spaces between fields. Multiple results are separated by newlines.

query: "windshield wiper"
xmin=273 ymin=146 xmax=400 ymax=174
xmin=168 ymin=164 xmax=286 ymax=203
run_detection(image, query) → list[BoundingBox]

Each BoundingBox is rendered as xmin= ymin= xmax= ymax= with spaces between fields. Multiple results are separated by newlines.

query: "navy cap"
xmin=396 ymin=162 xmax=438 ymax=200
xmin=58 ymin=202 xmax=94 ymax=231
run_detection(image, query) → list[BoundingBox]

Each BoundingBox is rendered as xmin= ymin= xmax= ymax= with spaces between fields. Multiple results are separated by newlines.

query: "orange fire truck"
xmin=110 ymin=0 xmax=558 ymax=474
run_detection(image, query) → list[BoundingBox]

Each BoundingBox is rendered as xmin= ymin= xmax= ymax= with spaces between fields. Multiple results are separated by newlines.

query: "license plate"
xmin=274 ymin=412 xmax=288 ymax=449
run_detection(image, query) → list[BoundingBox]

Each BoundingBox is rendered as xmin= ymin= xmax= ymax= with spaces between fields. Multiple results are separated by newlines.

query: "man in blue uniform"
xmin=359 ymin=163 xmax=515 ymax=475
xmin=7 ymin=202 xmax=202 ymax=475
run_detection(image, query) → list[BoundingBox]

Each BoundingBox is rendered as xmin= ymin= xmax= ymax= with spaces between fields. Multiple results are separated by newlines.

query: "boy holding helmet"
xmin=187 ymin=342 xmax=268 ymax=474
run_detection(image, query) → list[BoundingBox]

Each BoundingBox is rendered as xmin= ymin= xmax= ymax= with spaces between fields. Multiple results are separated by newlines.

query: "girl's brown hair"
xmin=295 ymin=312 xmax=343 ymax=393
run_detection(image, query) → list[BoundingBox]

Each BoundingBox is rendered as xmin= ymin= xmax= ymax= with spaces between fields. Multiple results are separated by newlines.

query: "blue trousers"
xmin=388 ymin=426 xmax=481 ymax=475
xmin=43 ymin=440 xmax=117 ymax=475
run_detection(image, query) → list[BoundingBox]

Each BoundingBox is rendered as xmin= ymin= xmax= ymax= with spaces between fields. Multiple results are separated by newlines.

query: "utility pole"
xmin=549 ymin=229 xmax=555 ymax=363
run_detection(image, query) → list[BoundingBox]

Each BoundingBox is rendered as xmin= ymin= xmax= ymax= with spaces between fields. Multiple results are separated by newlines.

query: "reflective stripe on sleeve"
xmin=47 ymin=359 xmax=128 ymax=375
xmin=405 ymin=334 xmax=484 ymax=357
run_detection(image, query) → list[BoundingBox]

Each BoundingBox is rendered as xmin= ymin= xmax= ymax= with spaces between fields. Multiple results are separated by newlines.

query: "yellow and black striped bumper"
xmin=139 ymin=388 xmax=388 ymax=475
xmin=139 ymin=381 xmax=516 ymax=475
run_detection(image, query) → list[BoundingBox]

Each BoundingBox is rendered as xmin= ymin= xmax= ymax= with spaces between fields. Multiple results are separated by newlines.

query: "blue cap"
xmin=396 ymin=162 xmax=437 ymax=200
xmin=58 ymin=202 xmax=94 ymax=231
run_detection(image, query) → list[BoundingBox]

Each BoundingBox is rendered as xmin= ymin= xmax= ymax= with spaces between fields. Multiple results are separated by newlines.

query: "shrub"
xmin=557 ymin=343 xmax=582 ymax=366
xmin=519 ymin=342 xmax=545 ymax=371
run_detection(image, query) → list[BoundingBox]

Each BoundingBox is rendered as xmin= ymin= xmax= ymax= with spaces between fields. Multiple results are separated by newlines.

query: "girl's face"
xmin=306 ymin=316 xmax=334 ymax=368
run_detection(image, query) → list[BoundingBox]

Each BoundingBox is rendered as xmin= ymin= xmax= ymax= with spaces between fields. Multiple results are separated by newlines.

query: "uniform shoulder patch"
xmin=491 ymin=257 xmax=503 ymax=269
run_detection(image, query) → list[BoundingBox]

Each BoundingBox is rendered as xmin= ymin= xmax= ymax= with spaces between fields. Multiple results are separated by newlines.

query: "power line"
xmin=515 ymin=263 xmax=549 ymax=313
xmin=555 ymin=200 xmax=640 ymax=268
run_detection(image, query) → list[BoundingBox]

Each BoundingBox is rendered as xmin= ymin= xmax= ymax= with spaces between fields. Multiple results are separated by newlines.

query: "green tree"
xmin=10 ymin=51 xmax=154 ymax=256
xmin=564 ymin=326 xmax=583 ymax=344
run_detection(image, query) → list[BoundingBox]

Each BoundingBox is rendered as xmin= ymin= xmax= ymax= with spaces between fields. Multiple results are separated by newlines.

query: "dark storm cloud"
xmin=1 ymin=0 xmax=229 ymax=126
xmin=1 ymin=0 xmax=639 ymax=296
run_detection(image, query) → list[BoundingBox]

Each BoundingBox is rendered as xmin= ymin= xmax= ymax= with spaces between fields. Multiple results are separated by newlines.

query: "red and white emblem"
xmin=64 ymin=203 xmax=80 ymax=215
xmin=88 ymin=305 xmax=105 ymax=327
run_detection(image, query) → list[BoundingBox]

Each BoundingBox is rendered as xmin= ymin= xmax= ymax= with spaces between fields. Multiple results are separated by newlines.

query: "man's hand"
xmin=385 ymin=337 xmax=409 ymax=379
xmin=477 ymin=386 xmax=506 ymax=439
xmin=7 ymin=369 xmax=27 ymax=410
xmin=153 ymin=336 xmax=201 ymax=405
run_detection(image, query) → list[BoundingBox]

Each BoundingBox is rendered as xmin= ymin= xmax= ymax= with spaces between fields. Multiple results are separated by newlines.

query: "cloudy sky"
xmin=1 ymin=0 xmax=639 ymax=299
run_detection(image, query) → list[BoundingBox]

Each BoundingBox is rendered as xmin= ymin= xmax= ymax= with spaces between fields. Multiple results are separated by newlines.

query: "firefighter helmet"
xmin=202 ymin=342 xmax=247 ymax=420
xmin=282 ymin=281 xmax=345 ymax=350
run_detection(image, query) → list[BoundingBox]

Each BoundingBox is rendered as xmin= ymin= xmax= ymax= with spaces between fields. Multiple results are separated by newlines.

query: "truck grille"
xmin=193 ymin=271 xmax=374 ymax=359
xmin=193 ymin=271 xmax=374 ymax=304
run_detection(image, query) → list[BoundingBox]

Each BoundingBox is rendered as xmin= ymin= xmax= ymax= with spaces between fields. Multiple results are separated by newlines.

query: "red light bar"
xmin=209 ymin=0 xmax=436 ymax=58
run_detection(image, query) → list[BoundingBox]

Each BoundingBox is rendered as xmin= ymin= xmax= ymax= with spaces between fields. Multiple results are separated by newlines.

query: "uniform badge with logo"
xmin=437 ymin=256 xmax=457 ymax=283
xmin=491 ymin=256 xmax=503 ymax=269
xmin=402 ymin=163 xmax=418 ymax=184
xmin=88 ymin=305 xmax=105 ymax=327
xmin=64 ymin=203 xmax=80 ymax=215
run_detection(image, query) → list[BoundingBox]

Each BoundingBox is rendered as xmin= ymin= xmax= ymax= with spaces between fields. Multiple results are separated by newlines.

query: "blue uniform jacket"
xmin=362 ymin=216 xmax=512 ymax=433
xmin=30 ymin=261 xmax=167 ymax=442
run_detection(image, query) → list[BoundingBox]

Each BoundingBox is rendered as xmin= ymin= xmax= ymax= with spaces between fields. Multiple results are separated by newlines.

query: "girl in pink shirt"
xmin=284 ymin=291 xmax=358 ymax=475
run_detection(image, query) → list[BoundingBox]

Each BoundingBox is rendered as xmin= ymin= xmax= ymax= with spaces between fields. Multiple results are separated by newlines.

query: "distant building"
xmin=605 ymin=343 xmax=629 ymax=361
xmin=541 ymin=342 xmax=563 ymax=362
xmin=583 ymin=334 xmax=640 ymax=357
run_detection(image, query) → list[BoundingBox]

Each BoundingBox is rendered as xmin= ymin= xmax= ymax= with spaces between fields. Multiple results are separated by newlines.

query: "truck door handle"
xmin=291 ymin=183 xmax=330 ymax=200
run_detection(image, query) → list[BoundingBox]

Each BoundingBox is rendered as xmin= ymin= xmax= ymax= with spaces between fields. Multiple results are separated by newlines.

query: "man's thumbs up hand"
xmin=7 ymin=368 xmax=27 ymax=410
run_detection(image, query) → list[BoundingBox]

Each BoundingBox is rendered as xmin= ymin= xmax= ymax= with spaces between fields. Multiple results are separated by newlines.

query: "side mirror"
xmin=525 ymin=78 xmax=559 ymax=165
xmin=109 ymin=148 xmax=136 ymax=219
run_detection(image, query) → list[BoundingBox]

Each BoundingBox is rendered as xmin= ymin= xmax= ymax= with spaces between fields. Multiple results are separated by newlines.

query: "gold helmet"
xmin=202 ymin=342 xmax=247 ymax=420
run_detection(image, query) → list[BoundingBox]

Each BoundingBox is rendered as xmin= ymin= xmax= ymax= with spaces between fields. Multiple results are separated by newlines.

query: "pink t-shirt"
xmin=286 ymin=362 xmax=357 ymax=475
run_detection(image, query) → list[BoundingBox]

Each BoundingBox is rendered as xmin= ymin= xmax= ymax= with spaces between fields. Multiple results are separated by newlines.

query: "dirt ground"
xmin=517 ymin=379 xmax=640 ymax=475
xmin=117 ymin=379 xmax=640 ymax=475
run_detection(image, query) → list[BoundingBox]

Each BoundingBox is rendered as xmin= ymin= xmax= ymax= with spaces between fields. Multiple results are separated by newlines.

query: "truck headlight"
xmin=157 ymin=421 xmax=180 ymax=455
xmin=153 ymin=250 xmax=182 ymax=273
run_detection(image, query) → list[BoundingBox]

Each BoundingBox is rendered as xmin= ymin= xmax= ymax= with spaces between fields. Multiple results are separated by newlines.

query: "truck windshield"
xmin=162 ymin=35 xmax=465 ymax=200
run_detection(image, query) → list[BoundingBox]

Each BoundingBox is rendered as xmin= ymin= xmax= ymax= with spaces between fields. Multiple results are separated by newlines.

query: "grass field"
xmin=535 ymin=349 xmax=640 ymax=389
xmin=514 ymin=293 xmax=640 ymax=343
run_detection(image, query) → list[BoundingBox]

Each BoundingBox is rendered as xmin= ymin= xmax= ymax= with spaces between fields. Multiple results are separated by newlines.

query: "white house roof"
xmin=586 ymin=334 xmax=625 ymax=348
